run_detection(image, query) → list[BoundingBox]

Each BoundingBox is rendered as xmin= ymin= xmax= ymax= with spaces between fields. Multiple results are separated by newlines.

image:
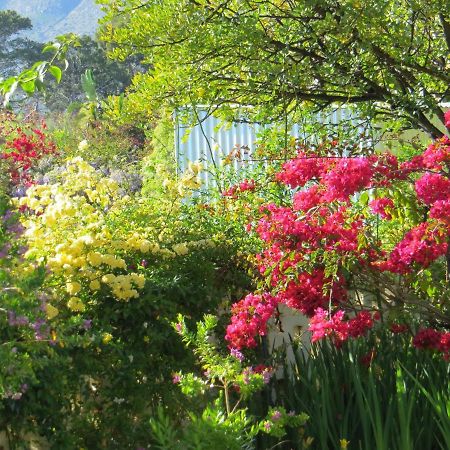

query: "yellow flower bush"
xmin=17 ymin=158 xmax=214 ymax=313
xmin=17 ymin=158 xmax=158 ymax=308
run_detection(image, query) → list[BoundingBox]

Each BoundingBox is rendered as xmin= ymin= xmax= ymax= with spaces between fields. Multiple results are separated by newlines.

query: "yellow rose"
xmin=102 ymin=333 xmax=113 ymax=344
xmin=139 ymin=239 xmax=151 ymax=253
xmin=45 ymin=304 xmax=59 ymax=320
xmin=172 ymin=243 xmax=189 ymax=256
xmin=131 ymin=274 xmax=145 ymax=289
xmin=67 ymin=296 xmax=85 ymax=312
xmin=87 ymin=252 xmax=103 ymax=266
xmin=102 ymin=273 xmax=116 ymax=284
xmin=66 ymin=281 xmax=82 ymax=295
xmin=89 ymin=279 xmax=101 ymax=291
xmin=79 ymin=234 xmax=95 ymax=245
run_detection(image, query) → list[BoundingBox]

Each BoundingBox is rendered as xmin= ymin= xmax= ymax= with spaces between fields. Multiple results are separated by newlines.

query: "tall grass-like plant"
xmin=273 ymin=330 xmax=449 ymax=450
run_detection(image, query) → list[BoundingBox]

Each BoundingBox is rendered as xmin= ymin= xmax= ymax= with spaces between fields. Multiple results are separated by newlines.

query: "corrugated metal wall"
xmin=175 ymin=108 xmax=364 ymax=187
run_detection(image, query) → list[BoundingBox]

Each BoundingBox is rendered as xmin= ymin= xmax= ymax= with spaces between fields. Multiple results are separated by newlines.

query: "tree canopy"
xmin=0 ymin=10 xmax=42 ymax=77
xmin=99 ymin=0 xmax=450 ymax=136
xmin=43 ymin=36 xmax=139 ymax=111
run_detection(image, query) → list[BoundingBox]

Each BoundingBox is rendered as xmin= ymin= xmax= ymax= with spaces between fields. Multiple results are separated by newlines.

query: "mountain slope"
xmin=0 ymin=0 xmax=102 ymax=42
xmin=46 ymin=0 xmax=103 ymax=41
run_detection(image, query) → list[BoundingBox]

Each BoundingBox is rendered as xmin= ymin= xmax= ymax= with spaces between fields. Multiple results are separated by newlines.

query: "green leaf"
xmin=3 ymin=80 xmax=18 ymax=106
xmin=359 ymin=191 xmax=370 ymax=205
xmin=48 ymin=65 xmax=62 ymax=83
xmin=34 ymin=79 xmax=46 ymax=92
xmin=19 ymin=79 xmax=36 ymax=94
xmin=42 ymin=43 xmax=61 ymax=53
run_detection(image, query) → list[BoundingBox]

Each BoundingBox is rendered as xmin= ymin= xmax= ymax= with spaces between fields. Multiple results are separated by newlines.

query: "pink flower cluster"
xmin=225 ymin=137 xmax=450 ymax=353
xmin=309 ymin=308 xmax=375 ymax=345
xmin=321 ymin=157 xmax=373 ymax=202
xmin=222 ymin=179 xmax=257 ymax=198
xmin=369 ymin=197 xmax=394 ymax=219
xmin=276 ymin=153 xmax=325 ymax=188
xmin=415 ymin=173 xmax=450 ymax=205
xmin=278 ymin=151 xmax=403 ymax=205
xmin=413 ymin=328 xmax=450 ymax=360
xmin=401 ymin=137 xmax=450 ymax=172
xmin=225 ymin=293 xmax=278 ymax=349
xmin=279 ymin=269 xmax=347 ymax=316
xmin=376 ymin=224 xmax=447 ymax=274
xmin=430 ymin=199 xmax=450 ymax=224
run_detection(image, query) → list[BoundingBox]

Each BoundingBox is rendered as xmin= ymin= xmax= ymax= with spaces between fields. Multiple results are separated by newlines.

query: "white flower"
xmin=78 ymin=140 xmax=89 ymax=151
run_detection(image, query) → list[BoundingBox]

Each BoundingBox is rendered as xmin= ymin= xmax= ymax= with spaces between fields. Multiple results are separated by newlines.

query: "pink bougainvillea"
xmin=309 ymin=308 xmax=375 ymax=346
xmin=226 ymin=293 xmax=278 ymax=349
xmin=415 ymin=172 xmax=450 ymax=205
xmin=369 ymin=197 xmax=394 ymax=219
xmin=375 ymin=224 xmax=447 ymax=274
xmin=225 ymin=136 xmax=450 ymax=358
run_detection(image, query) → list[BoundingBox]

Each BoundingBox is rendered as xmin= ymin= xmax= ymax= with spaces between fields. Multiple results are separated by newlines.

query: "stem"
xmin=223 ymin=381 xmax=231 ymax=416
xmin=230 ymin=395 xmax=243 ymax=414
xmin=446 ymin=235 xmax=450 ymax=285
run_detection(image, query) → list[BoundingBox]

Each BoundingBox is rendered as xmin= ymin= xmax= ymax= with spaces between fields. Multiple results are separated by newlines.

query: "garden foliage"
xmin=0 ymin=4 xmax=449 ymax=447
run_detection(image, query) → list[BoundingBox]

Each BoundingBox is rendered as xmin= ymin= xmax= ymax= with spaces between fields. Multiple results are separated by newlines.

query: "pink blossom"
xmin=293 ymin=185 xmax=323 ymax=211
xmin=378 ymin=224 xmax=447 ymax=274
xmin=430 ymin=199 xmax=450 ymax=224
xmin=415 ymin=172 xmax=450 ymax=205
xmin=322 ymin=157 xmax=373 ymax=202
xmin=369 ymin=197 xmax=394 ymax=219
xmin=444 ymin=110 xmax=450 ymax=128
xmin=225 ymin=293 xmax=278 ymax=349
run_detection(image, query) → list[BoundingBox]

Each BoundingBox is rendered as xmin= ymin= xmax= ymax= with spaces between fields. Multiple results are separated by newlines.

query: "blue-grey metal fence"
xmin=175 ymin=108 xmax=366 ymax=187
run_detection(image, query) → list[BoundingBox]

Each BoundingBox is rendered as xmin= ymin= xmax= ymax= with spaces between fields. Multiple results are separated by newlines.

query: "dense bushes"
xmin=0 ymin=112 xmax=254 ymax=448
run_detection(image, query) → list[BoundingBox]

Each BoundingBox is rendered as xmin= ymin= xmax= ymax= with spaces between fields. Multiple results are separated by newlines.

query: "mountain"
xmin=0 ymin=0 xmax=103 ymax=42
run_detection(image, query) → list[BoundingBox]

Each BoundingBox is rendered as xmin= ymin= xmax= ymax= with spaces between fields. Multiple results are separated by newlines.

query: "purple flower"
xmin=7 ymin=223 xmax=24 ymax=236
xmin=242 ymin=367 xmax=252 ymax=385
xmin=262 ymin=370 xmax=273 ymax=384
xmin=271 ymin=410 xmax=282 ymax=421
xmin=264 ymin=421 xmax=272 ymax=431
xmin=30 ymin=318 xmax=49 ymax=340
xmin=230 ymin=348 xmax=244 ymax=362
xmin=175 ymin=322 xmax=183 ymax=333
xmin=8 ymin=311 xmax=29 ymax=327
xmin=172 ymin=374 xmax=181 ymax=384
xmin=2 ymin=210 xmax=13 ymax=222
xmin=0 ymin=243 xmax=12 ymax=259
xmin=83 ymin=319 xmax=93 ymax=330
xmin=17 ymin=245 xmax=28 ymax=255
